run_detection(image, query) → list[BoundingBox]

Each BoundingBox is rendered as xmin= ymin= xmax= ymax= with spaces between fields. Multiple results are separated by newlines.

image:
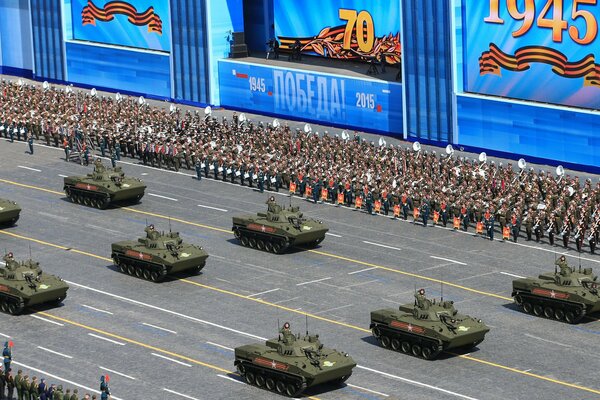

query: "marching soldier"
xmin=27 ymin=134 xmax=34 ymax=155
xmin=460 ymin=204 xmax=469 ymax=232
xmin=510 ymin=212 xmax=520 ymax=243
xmin=421 ymin=197 xmax=430 ymax=227
xmin=258 ymin=169 xmax=265 ymax=193
xmin=574 ymin=221 xmax=585 ymax=252
xmin=484 ymin=208 xmax=494 ymax=241
xmin=365 ymin=189 xmax=374 ymax=215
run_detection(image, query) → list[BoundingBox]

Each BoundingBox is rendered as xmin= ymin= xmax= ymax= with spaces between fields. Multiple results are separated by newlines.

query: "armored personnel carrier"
xmin=63 ymin=159 xmax=146 ymax=209
xmin=232 ymin=197 xmax=328 ymax=253
xmin=512 ymin=256 xmax=600 ymax=323
xmin=0 ymin=199 xmax=21 ymax=226
xmin=0 ymin=252 xmax=69 ymax=315
xmin=111 ymin=224 xmax=209 ymax=282
xmin=234 ymin=322 xmax=356 ymax=397
xmin=370 ymin=289 xmax=489 ymax=359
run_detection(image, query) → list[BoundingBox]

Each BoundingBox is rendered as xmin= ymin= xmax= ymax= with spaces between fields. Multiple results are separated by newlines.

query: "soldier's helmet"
xmin=418 ymin=288 xmax=425 ymax=295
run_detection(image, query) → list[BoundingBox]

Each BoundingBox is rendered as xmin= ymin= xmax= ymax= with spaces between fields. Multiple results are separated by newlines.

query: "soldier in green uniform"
xmin=70 ymin=388 xmax=79 ymax=400
xmin=30 ymin=376 xmax=39 ymax=400
xmin=13 ymin=370 xmax=21 ymax=400
xmin=54 ymin=384 xmax=64 ymax=400
xmin=555 ymin=255 xmax=572 ymax=276
xmin=20 ymin=375 xmax=29 ymax=400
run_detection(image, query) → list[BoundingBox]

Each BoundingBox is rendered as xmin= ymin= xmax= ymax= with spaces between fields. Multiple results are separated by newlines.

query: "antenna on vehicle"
xmin=440 ymin=282 xmax=443 ymax=302
xmin=554 ymin=252 xmax=557 ymax=275
xmin=414 ymin=284 xmax=417 ymax=306
xmin=278 ymin=318 xmax=281 ymax=341
xmin=169 ymin=216 xmax=172 ymax=233
xmin=579 ymin=252 xmax=582 ymax=273
xmin=29 ymin=244 xmax=32 ymax=261
xmin=306 ymin=314 xmax=309 ymax=335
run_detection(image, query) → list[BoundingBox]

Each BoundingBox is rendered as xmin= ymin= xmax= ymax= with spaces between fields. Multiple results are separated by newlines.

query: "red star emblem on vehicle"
xmin=261 ymin=226 xmax=266 ymax=232
xmin=139 ymin=252 xmax=144 ymax=259
xmin=550 ymin=290 xmax=556 ymax=298
xmin=271 ymin=360 xmax=276 ymax=368
xmin=407 ymin=324 xmax=413 ymax=332
xmin=87 ymin=184 xmax=91 ymax=190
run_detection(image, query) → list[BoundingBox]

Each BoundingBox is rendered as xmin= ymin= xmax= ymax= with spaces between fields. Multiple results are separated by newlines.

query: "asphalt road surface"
xmin=1 ymin=139 xmax=600 ymax=400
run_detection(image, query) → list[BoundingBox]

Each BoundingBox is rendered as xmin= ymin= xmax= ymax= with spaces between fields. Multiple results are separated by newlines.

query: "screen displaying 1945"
xmin=70 ymin=0 xmax=171 ymax=52
xmin=462 ymin=0 xmax=600 ymax=110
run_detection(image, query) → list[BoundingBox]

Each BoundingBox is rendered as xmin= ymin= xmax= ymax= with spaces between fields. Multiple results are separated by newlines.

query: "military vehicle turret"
xmin=63 ymin=159 xmax=146 ymax=209
xmin=111 ymin=224 xmax=209 ymax=282
xmin=0 ymin=199 xmax=21 ymax=226
xmin=232 ymin=197 xmax=328 ymax=253
xmin=370 ymin=289 xmax=489 ymax=359
xmin=234 ymin=322 xmax=356 ymax=397
xmin=0 ymin=252 xmax=69 ymax=315
xmin=512 ymin=255 xmax=600 ymax=323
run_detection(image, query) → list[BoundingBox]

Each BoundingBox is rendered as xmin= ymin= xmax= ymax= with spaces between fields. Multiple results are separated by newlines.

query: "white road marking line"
xmin=206 ymin=341 xmax=234 ymax=351
xmin=81 ymin=304 xmax=114 ymax=315
xmin=357 ymin=365 xmax=479 ymax=400
xmin=14 ymin=361 xmax=123 ymax=400
xmin=148 ymin=193 xmax=178 ymax=201
xmin=210 ymin=254 xmax=226 ymax=259
xmin=218 ymin=374 xmax=243 ymax=384
xmin=499 ymin=272 xmax=526 ymax=279
xmin=314 ymin=304 xmax=353 ymax=315
xmin=247 ymin=288 xmax=280 ymax=297
xmin=347 ymin=383 xmax=389 ymax=397
xmin=430 ymin=256 xmax=467 ymax=266
xmin=325 ymin=232 xmax=342 ymax=237
xmin=163 ymin=388 xmax=200 ymax=400
xmin=84 ymin=224 xmax=122 ymax=235
xmin=17 ymin=165 xmax=41 ymax=172
xmin=524 ymin=369 xmax=532 ymax=372
xmin=152 ymin=353 xmax=192 ymax=367
xmin=505 ymin=240 xmax=600 ymax=264
xmin=363 ymin=241 xmax=402 ymax=252
xmin=0 ymin=332 xmax=10 ymax=338
xmin=524 ymin=333 xmax=572 ymax=348
xmin=58 ymin=174 xmax=68 ymax=178
xmin=37 ymin=346 xmax=72 ymax=359
xmin=348 ymin=267 xmax=377 ymax=275
xmin=31 ymin=315 xmax=64 ymax=326
xmin=296 ymin=277 xmax=332 ymax=286
xmin=65 ymin=280 xmax=268 ymax=340
xmin=98 ymin=366 xmax=136 ymax=380
xmin=141 ymin=173 xmax=149 ymax=176
xmin=142 ymin=322 xmax=177 ymax=334
xmin=88 ymin=333 xmax=126 ymax=346
xmin=197 ymin=204 xmax=228 ymax=212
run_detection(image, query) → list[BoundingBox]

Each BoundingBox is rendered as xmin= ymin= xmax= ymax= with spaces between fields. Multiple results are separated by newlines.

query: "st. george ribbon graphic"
xmin=81 ymin=0 xmax=163 ymax=34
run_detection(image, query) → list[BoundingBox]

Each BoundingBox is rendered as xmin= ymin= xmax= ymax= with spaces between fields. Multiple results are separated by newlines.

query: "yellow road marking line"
xmin=34 ymin=311 xmax=321 ymax=399
xmin=0 ymin=178 xmax=64 ymax=195
xmin=5 ymin=230 xmax=600 ymax=395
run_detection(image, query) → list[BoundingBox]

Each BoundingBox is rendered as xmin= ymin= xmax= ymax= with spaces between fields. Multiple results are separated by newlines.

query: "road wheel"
xmin=523 ymin=302 xmax=533 ymax=313
xmin=233 ymin=229 xmax=241 ymax=239
xmin=422 ymin=346 xmax=435 ymax=360
xmin=150 ymin=271 xmax=161 ymax=282
xmin=411 ymin=344 xmax=422 ymax=357
xmin=265 ymin=377 xmax=276 ymax=391
xmin=514 ymin=294 xmax=523 ymax=305
xmin=276 ymin=380 xmax=286 ymax=393
xmin=285 ymin=383 xmax=298 ymax=397
xmin=135 ymin=267 xmax=144 ymax=278
xmin=83 ymin=196 xmax=91 ymax=206
xmin=554 ymin=309 xmax=565 ymax=321
xmin=249 ymin=238 xmax=257 ymax=248
xmin=265 ymin=242 xmax=274 ymax=253
xmin=272 ymin=242 xmax=282 ymax=254
xmin=380 ymin=336 xmax=391 ymax=348
xmin=533 ymin=304 xmax=543 ymax=316
xmin=256 ymin=240 xmax=265 ymax=251
xmin=240 ymin=236 xmax=249 ymax=246
xmin=371 ymin=326 xmax=381 ymax=338
xmin=255 ymin=375 xmax=265 ymax=388
xmin=90 ymin=198 xmax=98 ymax=208
xmin=119 ymin=263 xmax=127 ymax=273
xmin=7 ymin=302 xmax=18 ymax=315
xmin=245 ymin=371 xmax=255 ymax=385
xmin=127 ymin=265 xmax=135 ymax=275
xmin=143 ymin=269 xmax=151 ymax=280
xmin=0 ymin=300 xmax=8 ymax=313
xmin=390 ymin=338 xmax=401 ymax=351
xmin=565 ymin=310 xmax=576 ymax=324
xmin=544 ymin=306 xmax=554 ymax=319
xmin=401 ymin=341 xmax=411 ymax=353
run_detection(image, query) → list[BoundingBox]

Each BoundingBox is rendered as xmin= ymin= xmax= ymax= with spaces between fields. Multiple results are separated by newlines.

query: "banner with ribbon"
xmin=82 ymin=1 xmax=163 ymax=34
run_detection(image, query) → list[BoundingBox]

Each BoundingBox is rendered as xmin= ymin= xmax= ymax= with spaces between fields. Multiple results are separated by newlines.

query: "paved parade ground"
xmin=1 ymin=139 xmax=600 ymax=400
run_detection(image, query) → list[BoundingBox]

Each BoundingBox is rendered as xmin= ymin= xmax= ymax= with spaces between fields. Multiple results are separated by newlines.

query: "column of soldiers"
xmin=1 ymin=80 xmax=598 ymax=253
xmin=0 ymin=343 xmax=111 ymax=399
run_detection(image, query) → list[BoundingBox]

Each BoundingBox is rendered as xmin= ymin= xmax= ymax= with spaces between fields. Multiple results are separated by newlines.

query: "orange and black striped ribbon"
xmin=82 ymin=1 xmax=162 ymax=34
xmin=479 ymin=43 xmax=600 ymax=87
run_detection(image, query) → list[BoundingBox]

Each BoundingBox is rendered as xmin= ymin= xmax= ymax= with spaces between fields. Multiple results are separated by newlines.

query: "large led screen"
xmin=463 ymin=0 xmax=600 ymax=109
xmin=70 ymin=0 xmax=171 ymax=52
xmin=274 ymin=0 xmax=401 ymax=65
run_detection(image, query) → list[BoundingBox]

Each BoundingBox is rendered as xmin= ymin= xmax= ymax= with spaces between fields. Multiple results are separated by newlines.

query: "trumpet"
xmin=546 ymin=222 xmax=554 ymax=234
xmin=574 ymin=228 xmax=582 ymax=241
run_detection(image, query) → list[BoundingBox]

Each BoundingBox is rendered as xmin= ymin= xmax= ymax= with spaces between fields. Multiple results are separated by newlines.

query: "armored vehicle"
xmin=512 ymin=256 xmax=600 ymax=323
xmin=111 ymin=224 xmax=209 ymax=282
xmin=370 ymin=289 xmax=489 ymax=359
xmin=232 ymin=197 xmax=328 ymax=253
xmin=234 ymin=322 xmax=356 ymax=397
xmin=0 ymin=199 xmax=21 ymax=226
xmin=63 ymin=159 xmax=146 ymax=209
xmin=0 ymin=252 xmax=69 ymax=315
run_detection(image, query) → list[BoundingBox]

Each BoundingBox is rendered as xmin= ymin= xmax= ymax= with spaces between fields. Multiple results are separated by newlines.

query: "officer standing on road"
xmin=194 ymin=159 xmax=202 ymax=181
xmin=421 ymin=197 xmax=430 ymax=227
xmin=27 ymin=134 xmax=34 ymax=155
xmin=110 ymin=149 xmax=117 ymax=168
xmin=484 ymin=208 xmax=494 ymax=241
xmin=2 ymin=343 xmax=11 ymax=374
xmin=63 ymin=137 xmax=70 ymax=162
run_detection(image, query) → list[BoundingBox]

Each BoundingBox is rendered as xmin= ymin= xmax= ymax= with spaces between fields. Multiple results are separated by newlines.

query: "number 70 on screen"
xmin=485 ymin=0 xmax=598 ymax=44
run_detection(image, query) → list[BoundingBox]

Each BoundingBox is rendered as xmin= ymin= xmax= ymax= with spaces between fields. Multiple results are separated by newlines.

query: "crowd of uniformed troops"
xmin=1 ymin=342 xmax=111 ymax=400
xmin=1 ymin=80 xmax=598 ymax=253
